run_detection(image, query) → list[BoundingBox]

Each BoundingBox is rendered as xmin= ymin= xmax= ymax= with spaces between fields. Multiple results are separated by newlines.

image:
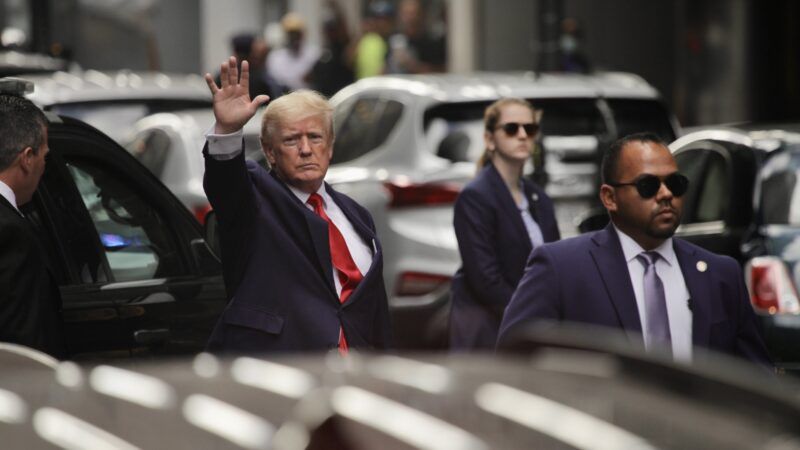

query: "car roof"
xmin=672 ymin=123 xmax=800 ymax=153
xmin=22 ymin=69 xmax=211 ymax=106
xmin=332 ymin=71 xmax=662 ymax=104
xmin=134 ymin=107 xmax=263 ymax=137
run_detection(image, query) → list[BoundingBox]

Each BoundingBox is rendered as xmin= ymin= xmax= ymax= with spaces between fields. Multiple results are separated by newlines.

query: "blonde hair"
xmin=260 ymin=89 xmax=334 ymax=148
xmin=476 ymin=97 xmax=538 ymax=170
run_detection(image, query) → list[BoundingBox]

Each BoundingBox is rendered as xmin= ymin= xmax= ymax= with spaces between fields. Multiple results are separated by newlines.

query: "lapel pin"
xmin=530 ymin=192 xmax=539 ymax=202
xmin=696 ymin=261 xmax=708 ymax=273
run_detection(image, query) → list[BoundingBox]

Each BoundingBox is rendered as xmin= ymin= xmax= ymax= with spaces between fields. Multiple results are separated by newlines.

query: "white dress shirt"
xmin=205 ymin=128 xmax=374 ymax=297
xmin=0 ymin=180 xmax=20 ymax=212
xmin=614 ymin=225 xmax=693 ymax=362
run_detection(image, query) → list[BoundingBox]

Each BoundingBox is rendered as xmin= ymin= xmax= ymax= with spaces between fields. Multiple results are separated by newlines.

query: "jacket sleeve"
xmin=203 ymin=142 xmax=257 ymax=295
xmin=453 ymin=188 xmax=516 ymax=317
xmin=496 ymin=244 xmax=561 ymax=348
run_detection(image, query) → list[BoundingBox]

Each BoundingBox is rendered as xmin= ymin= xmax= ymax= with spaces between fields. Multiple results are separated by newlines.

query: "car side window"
xmin=127 ymin=129 xmax=171 ymax=178
xmin=675 ymin=148 xmax=729 ymax=223
xmin=66 ymin=159 xmax=184 ymax=282
xmin=333 ymin=97 xmax=403 ymax=164
xmin=694 ymin=152 xmax=729 ymax=222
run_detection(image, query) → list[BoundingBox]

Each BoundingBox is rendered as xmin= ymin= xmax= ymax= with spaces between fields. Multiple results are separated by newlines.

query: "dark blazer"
xmin=203 ymin=148 xmax=391 ymax=353
xmin=497 ymin=224 xmax=772 ymax=366
xmin=0 ymin=195 xmax=66 ymax=358
xmin=449 ymin=164 xmax=560 ymax=350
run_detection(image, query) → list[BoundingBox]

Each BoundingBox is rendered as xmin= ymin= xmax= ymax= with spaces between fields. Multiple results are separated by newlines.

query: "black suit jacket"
xmin=449 ymin=163 xmax=560 ymax=349
xmin=203 ymin=147 xmax=392 ymax=353
xmin=0 ymin=195 xmax=66 ymax=358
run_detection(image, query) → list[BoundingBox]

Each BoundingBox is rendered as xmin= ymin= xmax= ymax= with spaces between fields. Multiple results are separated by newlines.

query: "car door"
xmin=673 ymin=140 xmax=744 ymax=259
xmin=36 ymin=117 xmax=226 ymax=359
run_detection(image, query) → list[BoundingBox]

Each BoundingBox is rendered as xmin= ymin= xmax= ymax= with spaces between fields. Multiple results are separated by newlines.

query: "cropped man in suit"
xmin=0 ymin=93 xmax=66 ymax=358
xmin=203 ymin=57 xmax=391 ymax=353
xmin=498 ymin=133 xmax=771 ymax=366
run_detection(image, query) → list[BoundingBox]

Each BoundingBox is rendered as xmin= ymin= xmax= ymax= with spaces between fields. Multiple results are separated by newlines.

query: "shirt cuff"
xmin=205 ymin=123 xmax=243 ymax=160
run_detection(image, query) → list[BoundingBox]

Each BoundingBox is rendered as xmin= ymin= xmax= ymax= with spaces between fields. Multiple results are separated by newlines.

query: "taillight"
xmin=745 ymin=257 xmax=800 ymax=314
xmin=383 ymin=181 xmax=460 ymax=208
xmin=193 ymin=203 xmax=213 ymax=224
xmin=395 ymin=271 xmax=451 ymax=296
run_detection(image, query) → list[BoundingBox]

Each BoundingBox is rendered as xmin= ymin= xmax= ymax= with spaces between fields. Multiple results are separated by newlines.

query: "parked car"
xmin=327 ymin=72 xmax=679 ymax=348
xmin=0 ymin=50 xmax=68 ymax=77
xmin=124 ymin=108 xmax=266 ymax=223
xmin=22 ymin=69 xmax=211 ymax=143
xmin=0 ymin=78 xmax=226 ymax=360
xmin=2 ymin=325 xmax=800 ymax=449
xmin=669 ymin=124 xmax=800 ymax=367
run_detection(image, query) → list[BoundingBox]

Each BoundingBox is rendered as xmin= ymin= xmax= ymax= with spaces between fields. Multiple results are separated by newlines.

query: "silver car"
xmin=23 ymin=69 xmax=211 ymax=142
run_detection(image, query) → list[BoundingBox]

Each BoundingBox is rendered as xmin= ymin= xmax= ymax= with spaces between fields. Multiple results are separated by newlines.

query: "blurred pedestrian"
xmin=354 ymin=0 xmax=394 ymax=79
xmin=558 ymin=17 xmax=591 ymax=73
xmin=309 ymin=0 xmax=355 ymax=97
xmin=449 ymin=98 xmax=560 ymax=350
xmin=0 ymin=92 xmax=66 ymax=358
xmin=267 ymin=12 xmax=320 ymax=90
xmin=202 ymin=57 xmax=392 ymax=353
xmin=216 ymin=33 xmax=283 ymax=100
xmin=386 ymin=0 xmax=445 ymax=74
xmin=498 ymin=133 xmax=772 ymax=367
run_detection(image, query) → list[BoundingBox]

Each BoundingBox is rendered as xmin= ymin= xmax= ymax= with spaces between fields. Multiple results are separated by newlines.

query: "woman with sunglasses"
xmin=449 ymin=98 xmax=561 ymax=350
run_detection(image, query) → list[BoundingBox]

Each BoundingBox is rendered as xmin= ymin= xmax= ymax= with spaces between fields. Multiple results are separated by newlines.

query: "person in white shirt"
xmin=266 ymin=12 xmax=320 ymax=91
xmin=201 ymin=57 xmax=391 ymax=353
xmin=498 ymin=133 xmax=772 ymax=368
xmin=0 ymin=93 xmax=66 ymax=358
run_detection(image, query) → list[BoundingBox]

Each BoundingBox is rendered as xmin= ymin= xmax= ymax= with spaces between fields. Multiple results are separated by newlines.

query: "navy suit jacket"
xmin=497 ymin=224 xmax=772 ymax=366
xmin=450 ymin=164 xmax=560 ymax=349
xmin=203 ymin=147 xmax=391 ymax=353
xmin=0 ymin=196 xmax=66 ymax=358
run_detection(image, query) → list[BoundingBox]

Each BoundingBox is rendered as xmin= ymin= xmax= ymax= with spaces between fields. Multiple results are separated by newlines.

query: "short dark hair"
xmin=0 ymin=94 xmax=47 ymax=172
xmin=601 ymin=132 xmax=667 ymax=184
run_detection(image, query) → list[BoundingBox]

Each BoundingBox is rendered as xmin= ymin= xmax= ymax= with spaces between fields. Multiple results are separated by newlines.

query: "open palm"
xmin=204 ymin=57 xmax=270 ymax=134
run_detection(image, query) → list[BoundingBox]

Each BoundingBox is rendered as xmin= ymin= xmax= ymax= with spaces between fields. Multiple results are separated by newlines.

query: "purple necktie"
xmin=636 ymin=251 xmax=672 ymax=353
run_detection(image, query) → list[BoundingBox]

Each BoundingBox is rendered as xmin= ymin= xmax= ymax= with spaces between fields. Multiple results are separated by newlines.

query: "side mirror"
xmin=576 ymin=207 xmax=609 ymax=234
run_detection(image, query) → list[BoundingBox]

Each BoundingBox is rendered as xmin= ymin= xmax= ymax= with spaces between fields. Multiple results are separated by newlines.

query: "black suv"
xmin=22 ymin=98 xmax=224 ymax=359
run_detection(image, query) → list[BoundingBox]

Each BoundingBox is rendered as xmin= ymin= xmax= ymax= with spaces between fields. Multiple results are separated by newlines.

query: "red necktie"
xmin=307 ymin=193 xmax=364 ymax=354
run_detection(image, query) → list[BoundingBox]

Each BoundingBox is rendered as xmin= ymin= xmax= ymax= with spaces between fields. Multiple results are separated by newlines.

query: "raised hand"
xmin=204 ymin=56 xmax=270 ymax=134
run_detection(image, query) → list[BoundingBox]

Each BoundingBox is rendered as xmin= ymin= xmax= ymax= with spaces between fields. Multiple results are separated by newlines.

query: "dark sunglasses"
xmin=496 ymin=122 xmax=540 ymax=137
xmin=609 ymin=173 xmax=690 ymax=198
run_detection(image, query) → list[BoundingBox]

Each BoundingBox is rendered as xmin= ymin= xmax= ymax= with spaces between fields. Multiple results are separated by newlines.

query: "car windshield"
xmin=758 ymin=145 xmax=800 ymax=225
xmin=424 ymin=98 xmax=675 ymax=164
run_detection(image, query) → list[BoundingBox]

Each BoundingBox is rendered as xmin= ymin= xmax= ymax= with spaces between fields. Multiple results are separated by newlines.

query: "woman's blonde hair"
xmin=260 ymin=89 xmax=334 ymax=148
xmin=476 ymin=97 xmax=538 ymax=170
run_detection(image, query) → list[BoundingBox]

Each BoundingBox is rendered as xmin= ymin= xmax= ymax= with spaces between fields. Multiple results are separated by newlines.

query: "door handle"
xmin=134 ymin=328 xmax=171 ymax=345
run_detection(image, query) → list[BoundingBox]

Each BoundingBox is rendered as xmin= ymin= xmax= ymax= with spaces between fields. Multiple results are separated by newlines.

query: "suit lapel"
xmin=270 ymin=172 xmax=337 ymax=296
xmin=674 ymin=239 xmax=712 ymax=348
xmin=589 ymin=225 xmax=643 ymax=334
xmin=486 ymin=164 xmax=532 ymax=253
xmin=0 ymin=195 xmax=23 ymax=219
xmin=326 ymin=184 xmax=378 ymax=307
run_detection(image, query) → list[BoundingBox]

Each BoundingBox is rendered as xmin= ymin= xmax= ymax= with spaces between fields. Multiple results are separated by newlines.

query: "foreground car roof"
xmin=333 ymin=71 xmax=661 ymax=104
xmin=23 ymin=70 xmax=211 ymax=105
xmin=2 ymin=338 xmax=799 ymax=449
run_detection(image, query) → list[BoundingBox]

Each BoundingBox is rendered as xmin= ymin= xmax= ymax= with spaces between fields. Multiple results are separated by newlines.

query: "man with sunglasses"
xmin=498 ymin=133 xmax=771 ymax=366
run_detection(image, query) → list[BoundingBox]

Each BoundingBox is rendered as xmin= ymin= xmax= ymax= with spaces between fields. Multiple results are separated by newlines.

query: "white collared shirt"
xmin=614 ymin=225 xmax=693 ymax=362
xmin=206 ymin=127 xmax=374 ymax=297
xmin=0 ymin=180 xmax=20 ymax=213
